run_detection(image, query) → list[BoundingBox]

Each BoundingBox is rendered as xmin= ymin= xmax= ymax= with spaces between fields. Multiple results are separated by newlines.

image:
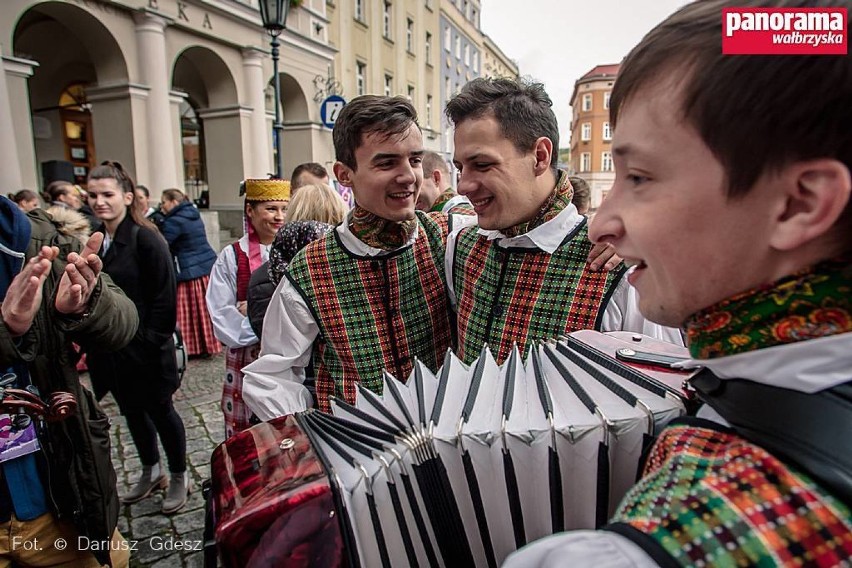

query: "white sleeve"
xmin=205 ymin=245 xmax=260 ymax=348
xmin=241 ymin=277 xmax=317 ymax=421
xmin=600 ymin=269 xmax=685 ymax=347
xmin=503 ymin=530 xmax=661 ymax=568
xmin=444 ymin=213 xmax=478 ymax=308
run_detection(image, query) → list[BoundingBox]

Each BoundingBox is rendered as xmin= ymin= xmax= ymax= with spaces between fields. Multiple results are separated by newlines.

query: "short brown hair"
xmin=285 ymin=183 xmax=348 ymax=225
xmin=290 ymin=162 xmax=329 ymax=189
xmin=422 ymin=151 xmax=450 ymax=177
xmin=612 ymin=0 xmax=852 ymax=200
xmin=333 ymin=95 xmax=419 ymax=170
xmin=568 ymin=176 xmax=591 ymax=215
xmin=445 ymin=77 xmax=559 ymax=169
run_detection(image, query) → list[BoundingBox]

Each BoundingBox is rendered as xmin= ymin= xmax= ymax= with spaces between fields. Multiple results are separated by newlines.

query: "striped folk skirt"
xmin=176 ymin=276 xmax=222 ymax=357
xmin=222 ymin=344 xmax=261 ymax=439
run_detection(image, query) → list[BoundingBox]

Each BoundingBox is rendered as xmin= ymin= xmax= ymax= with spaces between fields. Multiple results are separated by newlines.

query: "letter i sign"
xmin=321 ymin=95 xmax=347 ymax=129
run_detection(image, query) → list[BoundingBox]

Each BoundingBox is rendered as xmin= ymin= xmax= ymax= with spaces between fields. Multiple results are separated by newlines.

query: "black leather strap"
xmin=387 ymin=479 xmax=419 ymax=568
xmin=548 ymin=446 xmax=564 ymax=533
xmin=691 ymin=370 xmax=852 ymax=505
xmin=503 ymin=450 xmax=527 ymax=549
xmin=462 ymin=449 xmax=497 ymax=568
xmin=367 ymin=491 xmax=391 ymax=568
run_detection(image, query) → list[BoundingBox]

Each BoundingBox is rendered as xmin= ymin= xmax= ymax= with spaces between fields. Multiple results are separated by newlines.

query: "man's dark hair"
xmin=445 ymin=77 xmax=560 ymax=169
xmin=290 ymin=162 xmax=329 ymax=189
xmin=333 ymin=95 xmax=420 ymax=170
xmin=422 ymin=151 xmax=450 ymax=178
xmin=612 ymin=0 xmax=851 ymax=202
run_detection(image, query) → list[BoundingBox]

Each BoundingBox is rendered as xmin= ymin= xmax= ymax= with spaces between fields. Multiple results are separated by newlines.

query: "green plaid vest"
xmin=451 ymin=219 xmax=626 ymax=364
xmin=286 ymin=211 xmax=452 ymax=413
xmin=608 ymin=421 xmax=852 ymax=567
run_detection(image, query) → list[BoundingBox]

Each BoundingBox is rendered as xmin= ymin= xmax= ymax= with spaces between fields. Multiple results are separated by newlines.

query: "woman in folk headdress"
xmin=205 ymin=179 xmax=289 ymax=438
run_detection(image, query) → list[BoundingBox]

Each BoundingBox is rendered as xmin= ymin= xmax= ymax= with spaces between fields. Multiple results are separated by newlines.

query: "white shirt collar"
xmin=476 ymin=204 xmax=584 ymax=253
xmin=335 ymin=210 xmax=420 ymax=257
xmin=678 ymin=332 xmax=852 ymax=393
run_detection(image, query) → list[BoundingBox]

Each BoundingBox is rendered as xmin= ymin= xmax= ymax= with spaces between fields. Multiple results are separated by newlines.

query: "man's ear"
xmin=432 ymin=168 xmax=443 ymax=186
xmin=770 ymin=159 xmax=851 ymax=251
xmin=532 ymin=137 xmax=553 ymax=176
xmin=333 ymin=162 xmax=353 ymax=187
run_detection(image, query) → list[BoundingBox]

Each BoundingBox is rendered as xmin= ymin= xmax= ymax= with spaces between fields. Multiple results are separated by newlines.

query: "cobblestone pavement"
xmin=84 ymin=353 xmax=227 ymax=568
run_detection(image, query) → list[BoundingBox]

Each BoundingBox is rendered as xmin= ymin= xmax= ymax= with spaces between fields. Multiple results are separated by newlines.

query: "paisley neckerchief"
xmin=430 ymin=188 xmax=458 ymax=212
xmin=685 ymin=259 xmax=852 ymax=359
xmin=349 ymin=205 xmax=417 ymax=251
xmin=501 ymin=170 xmax=574 ymax=238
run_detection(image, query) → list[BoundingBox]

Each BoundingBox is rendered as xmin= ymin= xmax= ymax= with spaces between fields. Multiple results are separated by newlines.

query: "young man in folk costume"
xmin=242 ymin=96 xmax=456 ymax=418
xmin=445 ymin=78 xmax=681 ymax=366
xmin=506 ymin=0 xmax=852 ymax=565
xmin=415 ymin=150 xmax=475 ymax=215
xmin=206 ymin=179 xmax=289 ymax=438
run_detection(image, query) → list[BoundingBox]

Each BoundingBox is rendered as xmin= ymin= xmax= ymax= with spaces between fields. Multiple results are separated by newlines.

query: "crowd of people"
xmin=1 ymin=0 xmax=849 ymax=565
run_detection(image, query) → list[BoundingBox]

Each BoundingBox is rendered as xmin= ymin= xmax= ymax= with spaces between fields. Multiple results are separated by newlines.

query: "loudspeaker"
xmin=41 ymin=160 xmax=75 ymax=186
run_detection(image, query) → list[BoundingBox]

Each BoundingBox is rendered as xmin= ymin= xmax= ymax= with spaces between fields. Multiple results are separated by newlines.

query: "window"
xmin=425 ymin=32 xmax=432 ymax=64
xmin=462 ymin=0 xmax=469 ymax=18
xmin=581 ymin=122 xmax=592 ymax=141
xmin=383 ymin=2 xmax=392 ymax=39
xmin=406 ymin=18 xmax=414 ymax=52
xmin=601 ymin=151 xmax=613 ymax=172
xmin=471 ymin=7 xmax=478 ymax=26
xmin=602 ymin=122 xmax=612 ymax=141
xmin=445 ymin=77 xmax=451 ymax=100
xmin=455 ymin=35 xmax=461 ymax=59
xmin=426 ymin=95 xmax=433 ymax=128
xmin=354 ymin=0 xmax=364 ymax=22
xmin=582 ymin=93 xmax=592 ymax=112
xmin=580 ymin=152 xmax=591 ymax=172
xmin=464 ymin=44 xmax=470 ymax=66
xmin=384 ymin=74 xmax=393 ymax=96
xmin=444 ymin=26 xmax=451 ymax=52
xmin=356 ymin=62 xmax=366 ymax=96
xmin=472 ymin=51 xmax=478 ymax=72
xmin=408 ymin=84 xmax=415 ymax=101
xmin=603 ymin=91 xmax=611 ymax=110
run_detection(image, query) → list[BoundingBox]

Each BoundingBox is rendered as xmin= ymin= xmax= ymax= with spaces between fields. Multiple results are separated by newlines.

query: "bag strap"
xmin=691 ymin=369 xmax=852 ymax=504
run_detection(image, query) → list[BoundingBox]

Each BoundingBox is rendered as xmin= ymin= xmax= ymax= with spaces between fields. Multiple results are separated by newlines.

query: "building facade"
xmin=569 ymin=63 xmax=618 ymax=211
xmin=481 ymin=33 xmax=518 ymax=80
xmin=1 ymin=0 xmax=336 ymax=217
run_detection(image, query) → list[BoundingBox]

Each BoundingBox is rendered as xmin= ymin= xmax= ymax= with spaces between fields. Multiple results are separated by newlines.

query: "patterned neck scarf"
xmin=430 ymin=187 xmax=458 ymax=212
xmin=685 ymin=259 xmax=852 ymax=359
xmin=348 ymin=205 xmax=418 ymax=251
xmin=502 ymin=170 xmax=574 ymax=238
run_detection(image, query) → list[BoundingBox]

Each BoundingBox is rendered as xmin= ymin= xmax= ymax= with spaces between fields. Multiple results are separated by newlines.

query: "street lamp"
xmin=259 ymin=0 xmax=291 ymax=179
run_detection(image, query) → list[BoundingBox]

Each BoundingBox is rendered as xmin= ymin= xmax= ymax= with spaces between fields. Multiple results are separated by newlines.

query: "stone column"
xmin=242 ymin=47 xmax=271 ymax=178
xmin=134 ymin=11 xmax=178 ymax=191
xmin=0 ymin=46 xmax=38 ymax=191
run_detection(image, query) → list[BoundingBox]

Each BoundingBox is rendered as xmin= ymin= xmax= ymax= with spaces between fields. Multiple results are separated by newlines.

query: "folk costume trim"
xmin=609 ymin=421 xmax=852 ymax=567
xmin=430 ymin=187 xmax=458 ymax=212
xmin=348 ymin=205 xmax=418 ymax=251
xmin=685 ymin=259 xmax=852 ymax=359
xmin=452 ymin=219 xmax=626 ymax=365
xmin=286 ymin=212 xmax=452 ymax=413
xmin=501 ymin=170 xmax=575 ymax=238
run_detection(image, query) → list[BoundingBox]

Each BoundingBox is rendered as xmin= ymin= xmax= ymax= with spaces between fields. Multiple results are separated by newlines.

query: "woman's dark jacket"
xmin=87 ymin=216 xmax=179 ymax=409
xmin=247 ymin=260 xmax=275 ymax=340
xmin=0 ymin=208 xmax=138 ymax=566
xmin=159 ymin=201 xmax=217 ymax=282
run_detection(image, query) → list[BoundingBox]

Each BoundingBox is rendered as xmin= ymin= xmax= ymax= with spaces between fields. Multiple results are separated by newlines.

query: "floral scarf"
xmin=348 ymin=206 xmax=418 ymax=251
xmin=502 ymin=170 xmax=575 ymax=238
xmin=685 ymin=259 xmax=852 ymax=359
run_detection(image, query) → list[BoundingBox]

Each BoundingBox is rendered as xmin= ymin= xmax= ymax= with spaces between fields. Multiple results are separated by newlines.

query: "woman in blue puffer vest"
xmin=159 ymin=189 xmax=222 ymax=357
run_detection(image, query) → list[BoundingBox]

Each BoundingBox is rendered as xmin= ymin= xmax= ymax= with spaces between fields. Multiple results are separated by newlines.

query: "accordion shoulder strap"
xmin=690 ymin=369 xmax=852 ymax=504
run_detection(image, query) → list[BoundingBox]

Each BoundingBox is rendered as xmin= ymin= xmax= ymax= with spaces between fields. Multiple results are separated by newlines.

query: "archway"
xmin=266 ymin=72 xmax=311 ymax=179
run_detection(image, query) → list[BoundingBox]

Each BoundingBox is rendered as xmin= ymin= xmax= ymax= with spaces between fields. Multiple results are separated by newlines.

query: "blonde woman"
xmin=284 ymin=183 xmax=349 ymax=225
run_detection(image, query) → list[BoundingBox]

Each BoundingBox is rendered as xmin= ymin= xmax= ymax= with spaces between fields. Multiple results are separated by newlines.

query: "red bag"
xmin=211 ymin=415 xmax=345 ymax=567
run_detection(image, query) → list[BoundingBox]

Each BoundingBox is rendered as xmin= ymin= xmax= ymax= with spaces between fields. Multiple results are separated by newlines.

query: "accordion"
xmin=211 ymin=331 xmax=696 ymax=567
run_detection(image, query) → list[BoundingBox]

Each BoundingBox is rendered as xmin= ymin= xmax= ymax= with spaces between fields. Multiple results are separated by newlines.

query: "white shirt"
xmin=242 ymin=215 xmax=422 ymax=421
xmin=504 ymin=331 xmax=852 ymax=567
xmin=205 ymin=235 xmax=270 ymax=349
xmin=445 ymin=204 xmax=683 ymax=344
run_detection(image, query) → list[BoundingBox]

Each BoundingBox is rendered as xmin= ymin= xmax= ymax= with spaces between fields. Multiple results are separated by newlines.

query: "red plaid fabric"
xmin=223 ymin=344 xmax=261 ymax=439
xmin=176 ymin=276 xmax=222 ymax=356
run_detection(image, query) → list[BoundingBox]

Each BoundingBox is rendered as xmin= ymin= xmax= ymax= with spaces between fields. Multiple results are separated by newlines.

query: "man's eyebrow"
xmin=371 ymin=149 xmax=425 ymax=162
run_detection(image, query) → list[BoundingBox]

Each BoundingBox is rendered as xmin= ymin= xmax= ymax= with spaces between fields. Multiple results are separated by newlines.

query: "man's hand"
xmin=587 ymin=241 xmax=622 ymax=272
xmin=236 ymin=301 xmax=248 ymax=317
xmin=55 ymin=232 xmax=105 ymax=315
xmin=1 ymin=246 xmax=58 ymax=336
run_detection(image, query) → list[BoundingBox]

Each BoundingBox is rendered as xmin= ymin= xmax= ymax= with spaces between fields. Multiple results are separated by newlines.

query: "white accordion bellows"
xmin=299 ymin=331 xmax=691 ymax=568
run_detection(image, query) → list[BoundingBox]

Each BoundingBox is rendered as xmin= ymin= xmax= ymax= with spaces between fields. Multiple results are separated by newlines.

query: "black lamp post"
xmin=259 ymin=0 xmax=291 ymax=179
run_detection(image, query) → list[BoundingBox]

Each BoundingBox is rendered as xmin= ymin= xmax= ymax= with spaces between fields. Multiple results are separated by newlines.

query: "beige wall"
xmin=570 ymin=77 xmax=616 ymax=210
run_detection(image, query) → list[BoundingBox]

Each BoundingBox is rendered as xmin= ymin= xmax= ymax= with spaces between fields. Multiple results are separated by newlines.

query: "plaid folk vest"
xmin=286 ymin=212 xmax=453 ymax=413
xmin=451 ymin=219 xmax=626 ymax=365
xmin=608 ymin=421 xmax=852 ymax=567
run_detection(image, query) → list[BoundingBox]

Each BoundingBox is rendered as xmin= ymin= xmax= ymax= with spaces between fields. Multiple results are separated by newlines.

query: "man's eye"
xmin=475 ymin=163 xmax=492 ymax=170
xmin=626 ymin=174 xmax=649 ymax=185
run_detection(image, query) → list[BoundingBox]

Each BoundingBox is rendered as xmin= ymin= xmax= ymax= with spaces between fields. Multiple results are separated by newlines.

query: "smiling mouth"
xmin=470 ymin=196 xmax=493 ymax=211
xmin=389 ymin=191 xmax=414 ymax=200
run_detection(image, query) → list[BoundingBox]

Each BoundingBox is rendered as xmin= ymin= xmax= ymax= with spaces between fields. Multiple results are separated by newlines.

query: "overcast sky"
xmin=480 ymin=0 xmax=690 ymax=145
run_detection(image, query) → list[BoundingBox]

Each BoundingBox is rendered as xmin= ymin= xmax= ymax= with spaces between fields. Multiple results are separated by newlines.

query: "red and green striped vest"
xmin=609 ymin=421 xmax=852 ymax=567
xmin=286 ymin=212 xmax=453 ymax=413
xmin=451 ymin=219 xmax=626 ymax=365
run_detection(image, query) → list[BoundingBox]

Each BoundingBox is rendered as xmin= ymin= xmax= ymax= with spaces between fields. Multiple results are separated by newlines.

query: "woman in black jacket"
xmin=159 ymin=189 xmax=221 ymax=357
xmin=85 ymin=162 xmax=189 ymax=515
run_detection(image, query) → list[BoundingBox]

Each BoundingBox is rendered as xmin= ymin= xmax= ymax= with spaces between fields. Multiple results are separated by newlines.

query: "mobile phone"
xmin=614 ymin=348 xmax=689 ymax=370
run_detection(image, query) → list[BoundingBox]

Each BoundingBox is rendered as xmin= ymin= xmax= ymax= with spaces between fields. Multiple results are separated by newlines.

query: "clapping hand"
xmin=1 ymin=246 xmax=57 ymax=336
xmin=55 ymin=232 xmax=105 ymax=315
